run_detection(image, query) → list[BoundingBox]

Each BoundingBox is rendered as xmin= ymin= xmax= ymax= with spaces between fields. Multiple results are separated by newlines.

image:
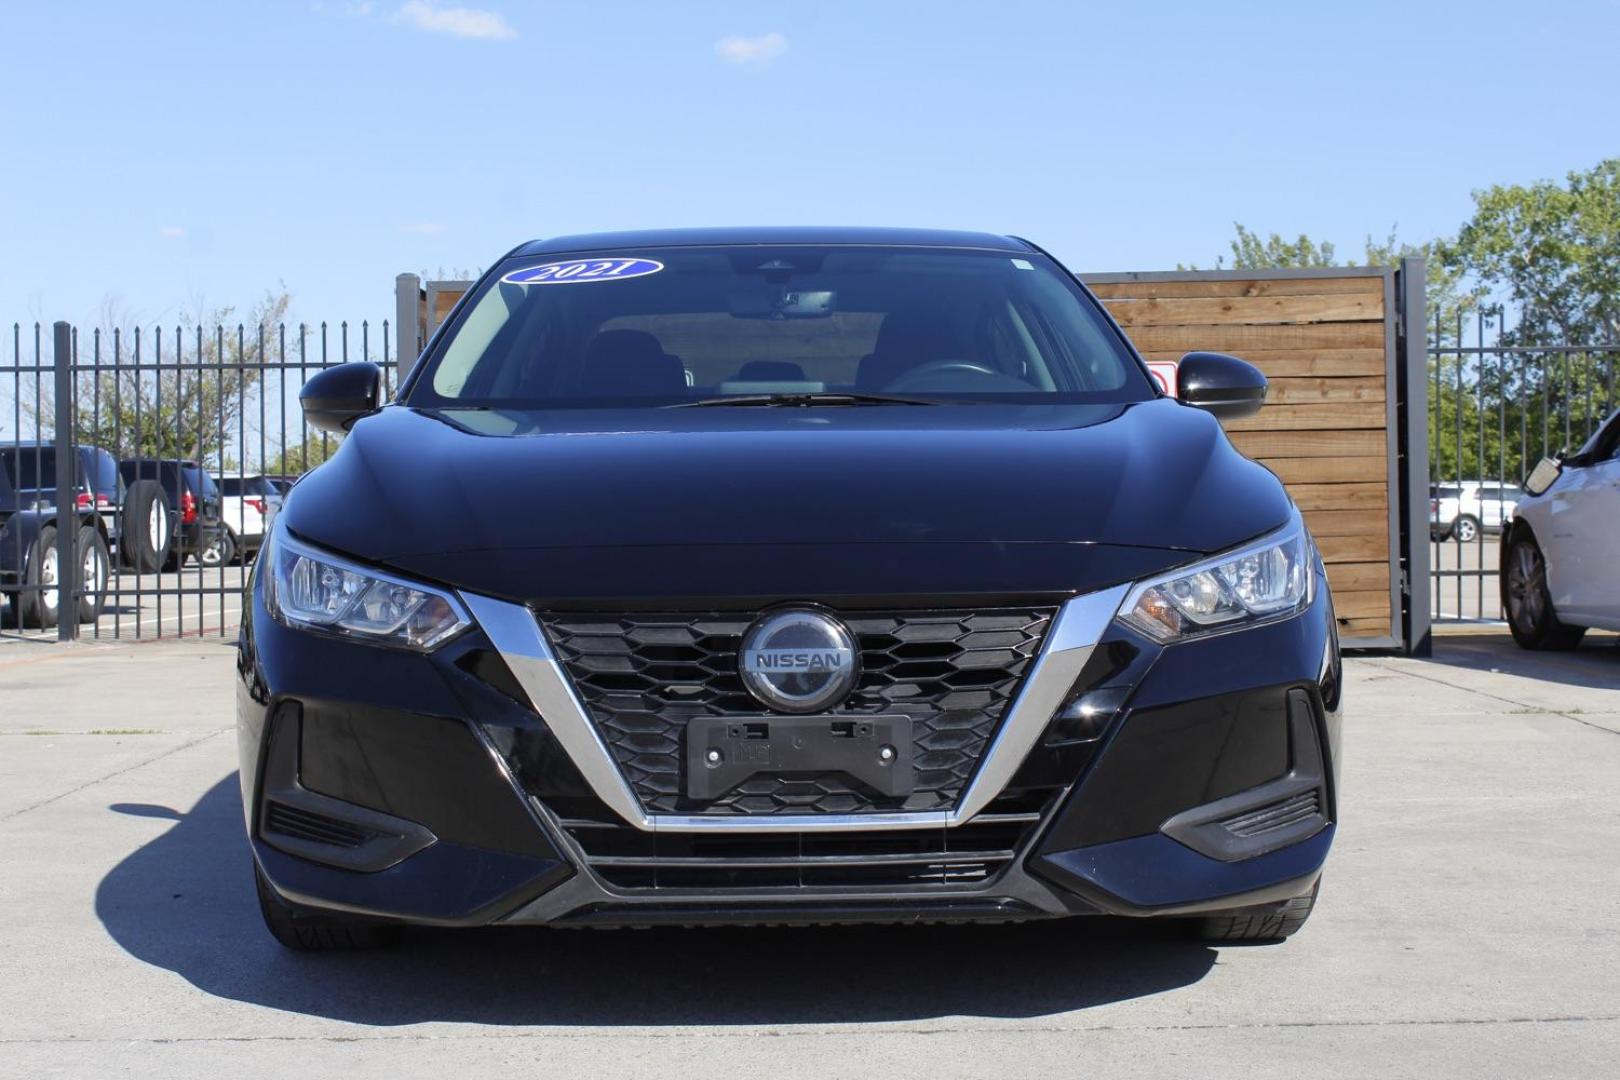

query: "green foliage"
xmin=1430 ymin=159 xmax=1620 ymax=480
xmin=1225 ymin=224 xmax=1338 ymax=269
xmin=73 ymin=293 xmax=292 ymax=463
xmin=1441 ymin=159 xmax=1620 ymax=346
xmin=261 ymin=432 xmax=341 ymax=477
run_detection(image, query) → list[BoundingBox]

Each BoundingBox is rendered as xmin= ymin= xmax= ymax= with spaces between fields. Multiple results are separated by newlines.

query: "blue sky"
xmin=2 ymin=0 xmax=1617 ymax=335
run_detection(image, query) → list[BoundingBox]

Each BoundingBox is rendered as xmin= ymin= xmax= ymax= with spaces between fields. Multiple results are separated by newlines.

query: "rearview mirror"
xmin=1176 ymin=352 xmax=1267 ymax=420
xmin=300 ymin=362 xmax=382 ymax=434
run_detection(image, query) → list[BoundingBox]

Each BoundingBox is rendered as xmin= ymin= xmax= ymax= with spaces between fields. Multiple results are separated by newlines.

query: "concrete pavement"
xmin=0 ymin=633 xmax=1616 ymax=1079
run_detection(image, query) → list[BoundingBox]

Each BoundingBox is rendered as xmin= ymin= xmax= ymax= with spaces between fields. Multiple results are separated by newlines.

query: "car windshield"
xmin=409 ymin=246 xmax=1153 ymax=409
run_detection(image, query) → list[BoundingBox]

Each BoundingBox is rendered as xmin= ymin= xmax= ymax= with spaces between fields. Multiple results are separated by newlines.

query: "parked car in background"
xmin=1430 ymin=480 xmax=1522 ymax=542
xmin=118 ymin=459 xmax=228 ymax=569
xmin=0 ymin=443 xmax=111 ymax=627
xmin=217 ymin=473 xmax=284 ymax=561
xmin=1501 ymin=408 xmax=1620 ymax=649
xmin=264 ymin=474 xmax=299 ymax=496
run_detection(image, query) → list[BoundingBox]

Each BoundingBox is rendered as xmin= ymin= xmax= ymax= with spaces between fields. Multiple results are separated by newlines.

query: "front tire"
xmin=253 ymin=864 xmax=399 ymax=952
xmin=1504 ymin=530 xmax=1585 ymax=651
xmin=1451 ymin=514 xmax=1480 ymax=543
xmin=1197 ymin=880 xmax=1320 ymax=943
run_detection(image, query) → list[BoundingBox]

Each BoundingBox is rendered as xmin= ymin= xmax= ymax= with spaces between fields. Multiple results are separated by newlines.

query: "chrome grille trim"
xmin=464 ymin=584 xmax=1129 ymax=834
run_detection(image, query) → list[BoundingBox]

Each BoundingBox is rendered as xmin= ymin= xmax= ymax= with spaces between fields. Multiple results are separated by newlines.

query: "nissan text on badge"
xmin=239 ymin=228 xmax=1342 ymax=950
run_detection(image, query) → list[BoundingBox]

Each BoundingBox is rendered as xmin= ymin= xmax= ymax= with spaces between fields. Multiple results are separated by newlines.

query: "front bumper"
xmin=237 ymin=565 xmax=1341 ymax=927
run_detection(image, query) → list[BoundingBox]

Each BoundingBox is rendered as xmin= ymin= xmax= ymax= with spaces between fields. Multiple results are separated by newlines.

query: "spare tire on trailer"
xmin=120 ymin=479 xmax=171 ymax=574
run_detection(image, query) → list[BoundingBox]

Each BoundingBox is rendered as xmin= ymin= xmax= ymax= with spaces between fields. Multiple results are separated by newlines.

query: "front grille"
xmin=555 ymin=809 xmax=1043 ymax=891
xmin=540 ymin=608 xmax=1056 ymax=815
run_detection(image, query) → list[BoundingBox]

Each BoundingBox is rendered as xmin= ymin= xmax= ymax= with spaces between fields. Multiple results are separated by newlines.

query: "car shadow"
xmin=1425 ymin=632 xmax=1620 ymax=692
xmin=96 ymin=776 xmax=1219 ymax=1026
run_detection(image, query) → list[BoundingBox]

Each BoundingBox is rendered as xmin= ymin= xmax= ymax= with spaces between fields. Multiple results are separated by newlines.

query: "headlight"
xmin=264 ymin=524 xmax=470 ymax=650
xmin=1116 ymin=512 xmax=1316 ymax=643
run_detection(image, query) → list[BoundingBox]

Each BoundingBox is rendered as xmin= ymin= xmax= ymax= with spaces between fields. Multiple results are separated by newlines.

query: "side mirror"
xmin=300 ymin=362 xmax=382 ymax=434
xmin=1176 ymin=352 xmax=1268 ymax=420
xmin=1523 ymin=457 xmax=1562 ymax=496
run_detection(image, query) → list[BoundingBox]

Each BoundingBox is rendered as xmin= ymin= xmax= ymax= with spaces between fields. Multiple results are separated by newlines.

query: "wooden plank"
xmin=1286 ymin=482 xmax=1388 ymax=512
xmin=1086 ymin=277 xmax=1384 ymax=300
xmin=1302 ymin=508 xmax=1386 ymax=538
xmin=1324 ymin=561 xmax=1390 ymax=593
xmin=1224 ymin=402 xmax=1387 ymax=432
xmin=1337 ymin=615 xmax=1394 ymax=639
xmin=1230 ymin=429 xmax=1386 ymax=458
xmin=1265 ymin=376 xmax=1386 ymax=405
xmin=1261 ymin=455 xmax=1387 ymax=484
xmin=1125 ymin=322 xmax=1385 ymax=353
xmin=1105 ymin=294 xmax=1381 ymax=328
xmin=1330 ymin=589 xmax=1394 ymax=620
xmin=1138 ymin=349 xmax=1386 ymax=378
xmin=1315 ymin=533 xmax=1388 ymax=563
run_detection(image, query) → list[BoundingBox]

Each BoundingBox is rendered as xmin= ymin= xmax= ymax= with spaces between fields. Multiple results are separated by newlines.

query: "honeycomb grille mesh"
xmin=540 ymin=608 xmax=1056 ymax=815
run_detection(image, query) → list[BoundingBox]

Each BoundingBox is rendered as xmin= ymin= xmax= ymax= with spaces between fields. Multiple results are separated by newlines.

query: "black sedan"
xmin=237 ymin=227 xmax=1340 ymax=950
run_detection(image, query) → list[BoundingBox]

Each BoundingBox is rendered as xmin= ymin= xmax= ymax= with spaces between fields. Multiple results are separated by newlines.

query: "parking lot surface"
xmin=0 ymin=632 xmax=1616 ymax=1079
xmin=1 ymin=564 xmax=246 ymax=645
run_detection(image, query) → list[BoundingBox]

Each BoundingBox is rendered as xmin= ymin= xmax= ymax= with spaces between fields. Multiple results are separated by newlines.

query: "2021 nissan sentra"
xmin=237 ymin=228 xmax=1341 ymax=950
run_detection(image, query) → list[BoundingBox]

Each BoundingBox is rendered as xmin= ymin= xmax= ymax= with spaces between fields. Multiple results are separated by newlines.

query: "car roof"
xmin=510 ymin=227 xmax=1036 ymax=259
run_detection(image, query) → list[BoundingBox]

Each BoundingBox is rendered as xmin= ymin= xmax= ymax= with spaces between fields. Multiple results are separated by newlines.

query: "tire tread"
xmin=1198 ymin=881 xmax=1319 ymax=943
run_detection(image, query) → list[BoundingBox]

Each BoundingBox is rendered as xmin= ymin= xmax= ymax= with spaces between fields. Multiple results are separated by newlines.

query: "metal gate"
xmin=1427 ymin=310 xmax=1617 ymax=624
xmin=2 ymin=320 xmax=397 ymax=642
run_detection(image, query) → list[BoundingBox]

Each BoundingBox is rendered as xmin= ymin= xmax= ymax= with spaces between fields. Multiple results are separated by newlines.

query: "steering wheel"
xmin=885 ymin=360 xmax=996 ymax=389
xmin=885 ymin=359 xmax=1027 ymax=394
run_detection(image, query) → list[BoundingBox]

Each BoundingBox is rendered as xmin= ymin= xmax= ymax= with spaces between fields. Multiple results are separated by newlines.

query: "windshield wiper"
xmin=669 ymin=392 xmax=940 ymax=409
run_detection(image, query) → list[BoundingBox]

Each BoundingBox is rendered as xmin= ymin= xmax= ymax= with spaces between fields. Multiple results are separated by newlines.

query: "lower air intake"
xmin=1221 ymin=790 xmax=1321 ymax=838
xmin=263 ymin=800 xmax=371 ymax=849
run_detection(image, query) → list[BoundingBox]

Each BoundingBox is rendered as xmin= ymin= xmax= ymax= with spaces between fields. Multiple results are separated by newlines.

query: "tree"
xmin=262 ymin=432 xmax=341 ymax=477
xmin=1224 ymin=224 xmax=1338 ymax=269
xmin=73 ymin=292 xmax=292 ymax=463
xmin=1442 ymin=159 xmax=1620 ymax=345
xmin=1439 ymin=160 xmax=1620 ymax=474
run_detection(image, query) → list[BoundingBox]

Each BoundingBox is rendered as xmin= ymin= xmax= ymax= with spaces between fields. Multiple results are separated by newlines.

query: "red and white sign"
xmin=1145 ymin=360 xmax=1178 ymax=398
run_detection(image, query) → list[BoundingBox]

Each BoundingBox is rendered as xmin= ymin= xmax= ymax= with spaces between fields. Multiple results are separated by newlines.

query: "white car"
xmin=1431 ymin=480 xmax=1521 ymax=543
xmin=1501 ymin=408 xmax=1620 ymax=649
xmin=215 ymin=473 xmax=284 ymax=563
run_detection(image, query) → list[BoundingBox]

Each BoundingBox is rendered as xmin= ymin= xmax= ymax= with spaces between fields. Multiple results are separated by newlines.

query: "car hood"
xmin=283 ymin=399 xmax=1290 ymax=603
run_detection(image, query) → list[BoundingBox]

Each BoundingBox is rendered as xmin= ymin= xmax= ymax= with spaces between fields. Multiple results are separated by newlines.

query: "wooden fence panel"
xmin=1087 ymin=269 xmax=1395 ymax=646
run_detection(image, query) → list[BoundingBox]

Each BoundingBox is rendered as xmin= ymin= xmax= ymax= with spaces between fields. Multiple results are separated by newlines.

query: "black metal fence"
xmin=2 ymin=319 xmax=397 ymax=642
xmin=6 ymin=304 xmax=1615 ymax=640
xmin=1428 ymin=309 xmax=1617 ymax=622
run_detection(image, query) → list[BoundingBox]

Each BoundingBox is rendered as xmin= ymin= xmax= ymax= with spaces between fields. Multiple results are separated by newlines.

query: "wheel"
xmin=1504 ymin=530 xmax=1585 ymax=651
xmin=1197 ymin=880 xmax=1320 ymax=943
xmin=1451 ymin=514 xmax=1480 ymax=543
xmin=119 ymin=480 xmax=171 ymax=573
xmin=75 ymin=526 xmax=109 ymax=624
xmin=199 ymin=529 xmax=235 ymax=569
xmin=254 ymin=864 xmax=399 ymax=951
xmin=17 ymin=524 xmax=60 ymax=629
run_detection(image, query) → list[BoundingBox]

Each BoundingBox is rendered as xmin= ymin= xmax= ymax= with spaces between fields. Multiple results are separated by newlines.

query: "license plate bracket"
xmin=685 ymin=715 xmax=915 ymax=801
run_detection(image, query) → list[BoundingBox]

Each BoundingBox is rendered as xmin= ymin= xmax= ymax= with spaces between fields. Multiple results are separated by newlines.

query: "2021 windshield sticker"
xmin=501 ymin=258 xmax=664 ymax=285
